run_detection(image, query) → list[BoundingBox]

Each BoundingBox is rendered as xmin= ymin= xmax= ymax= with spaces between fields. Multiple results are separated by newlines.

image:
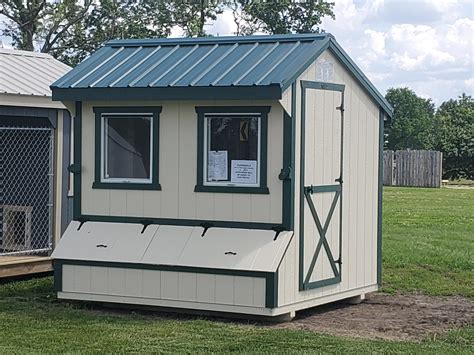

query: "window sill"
xmin=194 ymin=185 xmax=269 ymax=194
xmin=92 ymin=182 xmax=162 ymax=190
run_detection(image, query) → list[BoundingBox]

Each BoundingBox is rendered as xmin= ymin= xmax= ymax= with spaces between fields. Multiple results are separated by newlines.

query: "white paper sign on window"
xmin=231 ymin=160 xmax=257 ymax=184
xmin=208 ymin=151 xmax=228 ymax=181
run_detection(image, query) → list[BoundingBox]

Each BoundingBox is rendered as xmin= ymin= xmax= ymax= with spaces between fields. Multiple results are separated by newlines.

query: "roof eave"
xmin=51 ymin=85 xmax=283 ymax=102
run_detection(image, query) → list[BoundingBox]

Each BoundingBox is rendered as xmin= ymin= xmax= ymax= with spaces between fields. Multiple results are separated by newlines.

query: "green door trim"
xmin=299 ymin=80 xmax=345 ymax=292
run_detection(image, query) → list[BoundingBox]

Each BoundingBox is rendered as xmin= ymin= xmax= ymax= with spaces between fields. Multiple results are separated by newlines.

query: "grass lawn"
xmin=0 ymin=187 xmax=472 ymax=353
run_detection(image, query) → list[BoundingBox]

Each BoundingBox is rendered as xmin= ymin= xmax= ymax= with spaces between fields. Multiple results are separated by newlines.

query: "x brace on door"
xmin=299 ymin=80 xmax=345 ymax=291
xmin=303 ymin=184 xmax=341 ymax=289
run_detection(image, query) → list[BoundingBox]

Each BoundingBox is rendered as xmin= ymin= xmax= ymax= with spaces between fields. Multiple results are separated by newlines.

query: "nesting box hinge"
xmin=140 ymin=220 xmax=153 ymax=234
xmin=200 ymin=222 xmax=214 ymax=237
xmin=278 ymin=167 xmax=292 ymax=181
xmin=76 ymin=217 xmax=89 ymax=231
xmin=67 ymin=163 xmax=81 ymax=174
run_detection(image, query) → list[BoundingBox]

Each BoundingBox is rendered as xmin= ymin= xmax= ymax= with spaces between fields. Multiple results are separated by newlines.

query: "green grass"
xmin=0 ymin=277 xmax=472 ymax=354
xmin=0 ymin=187 xmax=472 ymax=353
xmin=382 ymin=187 xmax=474 ymax=298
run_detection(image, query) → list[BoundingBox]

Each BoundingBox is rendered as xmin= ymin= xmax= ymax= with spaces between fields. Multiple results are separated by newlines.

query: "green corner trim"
xmin=93 ymin=106 xmax=162 ymax=191
xmin=195 ymin=106 xmax=270 ymax=195
xmin=53 ymin=259 xmax=278 ymax=308
xmin=73 ymin=101 xmax=82 ymax=220
xmin=377 ymin=108 xmax=384 ymax=286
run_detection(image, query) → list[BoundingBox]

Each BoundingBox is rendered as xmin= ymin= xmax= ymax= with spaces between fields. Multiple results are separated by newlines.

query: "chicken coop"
xmin=51 ymin=34 xmax=392 ymax=318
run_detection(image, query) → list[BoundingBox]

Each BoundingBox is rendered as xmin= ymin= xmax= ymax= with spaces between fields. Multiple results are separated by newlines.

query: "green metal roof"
xmin=51 ymin=34 xmax=392 ymax=116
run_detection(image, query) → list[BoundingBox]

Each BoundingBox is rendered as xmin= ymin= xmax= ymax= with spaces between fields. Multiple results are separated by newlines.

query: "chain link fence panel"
xmin=0 ymin=127 xmax=54 ymax=256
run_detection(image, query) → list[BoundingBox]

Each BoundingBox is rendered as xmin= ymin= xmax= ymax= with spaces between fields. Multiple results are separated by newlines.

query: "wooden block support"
xmin=0 ymin=256 xmax=52 ymax=278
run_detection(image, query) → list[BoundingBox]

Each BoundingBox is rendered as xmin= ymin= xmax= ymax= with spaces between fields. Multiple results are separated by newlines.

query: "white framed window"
xmin=101 ymin=114 xmax=153 ymax=183
xmin=93 ymin=107 xmax=161 ymax=190
xmin=204 ymin=113 xmax=261 ymax=187
xmin=195 ymin=106 xmax=270 ymax=194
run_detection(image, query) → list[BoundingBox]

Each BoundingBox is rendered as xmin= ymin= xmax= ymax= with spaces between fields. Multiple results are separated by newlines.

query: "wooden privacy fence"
xmin=383 ymin=150 xmax=443 ymax=188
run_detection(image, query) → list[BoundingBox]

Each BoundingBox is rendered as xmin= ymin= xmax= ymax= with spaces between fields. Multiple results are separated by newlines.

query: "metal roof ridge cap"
xmin=106 ymin=33 xmax=331 ymax=47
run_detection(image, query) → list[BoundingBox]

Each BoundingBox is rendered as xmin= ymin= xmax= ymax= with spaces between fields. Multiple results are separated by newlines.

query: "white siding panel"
xmin=142 ymin=269 xmax=161 ymax=298
xmin=178 ymin=272 xmax=198 ymax=302
xmin=161 ymin=271 xmax=179 ymax=300
xmin=79 ymin=101 xmax=283 ymax=224
xmin=215 ymin=275 xmax=234 ymax=305
xmin=90 ymin=266 xmax=108 ymax=294
xmin=62 ymin=264 xmax=75 ymax=292
xmin=108 ymin=267 xmax=126 ymax=296
xmin=233 ymin=276 xmax=253 ymax=306
xmin=125 ymin=269 xmax=142 ymax=297
xmin=196 ymin=274 xmax=216 ymax=303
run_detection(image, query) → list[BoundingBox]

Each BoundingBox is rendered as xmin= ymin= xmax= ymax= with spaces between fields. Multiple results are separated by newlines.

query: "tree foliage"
xmin=235 ymin=0 xmax=335 ymax=35
xmin=0 ymin=0 xmax=92 ymax=53
xmin=432 ymin=94 xmax=474 ymax=180
xmin=385 ymin=87 xmax=435 ymax=150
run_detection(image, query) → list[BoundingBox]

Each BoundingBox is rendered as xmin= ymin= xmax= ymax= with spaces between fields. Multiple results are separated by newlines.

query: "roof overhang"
xmin=0 ymin=93 xmax=66 ymax=110
xmin=51 ymin=85 xmax=282 ymax=102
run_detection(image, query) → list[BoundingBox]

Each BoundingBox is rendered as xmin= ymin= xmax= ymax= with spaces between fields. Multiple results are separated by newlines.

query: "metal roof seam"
xmin=128 ymin=45 xmax=180 ymax=87
xmin=169 ymin=43 xmax=219 ymax=86
xmin=109 ymin=46 xmax=162 ymax=87
xmin=90 ymin=46 xmax=143 ymax=87
xmin=71 ymin=47 xmax=125 ymax=88
xmin=189 ymin=43 xmax=239 ymax=86
xmin=232 ymin=41 xmax=280 ymax=85
xmin=254 ymin=41 xmax=301 ymax=85
xmin=210 ymin=42 xmax=259 ymax=86
xmin=149 ymin=44 xmax=199 ymax=87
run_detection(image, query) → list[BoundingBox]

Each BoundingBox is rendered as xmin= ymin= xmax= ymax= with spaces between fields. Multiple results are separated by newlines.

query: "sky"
xmin=1 ymin=0 xmax=473 ymax=105
xmin=202 ymin=0 xmax=474 ymax=105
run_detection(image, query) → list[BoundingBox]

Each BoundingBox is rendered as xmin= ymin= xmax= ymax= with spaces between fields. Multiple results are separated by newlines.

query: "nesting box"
xmin=51 ymin=34 xmax=392 ymax=319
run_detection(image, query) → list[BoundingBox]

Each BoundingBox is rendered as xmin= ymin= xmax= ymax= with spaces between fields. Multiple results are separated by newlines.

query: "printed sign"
xmin=231 ymin=160 xmax=257 ymax=184
xmin=208 ymin=151 xmax=228 ymax=181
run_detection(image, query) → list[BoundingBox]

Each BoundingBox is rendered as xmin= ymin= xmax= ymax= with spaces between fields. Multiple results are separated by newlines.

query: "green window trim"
xmin=92 ymin=106 xmax=162 ymax=191
xmin=194 ymin=106 xmax=270 ymax=195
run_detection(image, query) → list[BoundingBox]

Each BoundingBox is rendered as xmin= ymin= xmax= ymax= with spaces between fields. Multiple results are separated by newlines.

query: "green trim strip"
xmin=53 ymin=259 xmax=278 ymax=308
xmin=377 ymin=108 xmax=384 ymax=286
xmin=80 ymin=214 xmax=278 ymax=230
xmin=52 ymin=86 xmax=282 ymax=102
xmin=92 ymin=106 xmax=162 ymax=191
xmin=301 ymin=80 xmax=345 ymax=92
xmin=194 ymin=106 xmax=270 ymax=195
xmin=304 ymin=274 xmax=341 ymax=290
xmin=281 ymin=111 xmax=293 ymax=229
xmin=305 ymin=184 xmax=341 ymax=194
xmin=72 ymin=101 xmax=82 ymax=220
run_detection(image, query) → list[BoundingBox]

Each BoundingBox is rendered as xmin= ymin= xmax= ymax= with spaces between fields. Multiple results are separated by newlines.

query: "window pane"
xmin=104 ymin=116 xmax=151 ymax=180
xmin=206 ymin=115 xmax=259 ymax=185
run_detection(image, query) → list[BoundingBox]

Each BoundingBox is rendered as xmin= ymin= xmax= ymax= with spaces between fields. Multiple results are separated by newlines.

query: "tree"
xmin=171 ymin=0 xmax=224 ymax=37
xmin=384 ymin=87 xmax=435 ymax=150
xmin=235 ymin=0 xmax=335 ymax=35
xmin=432 ymin=94 xmax=474 ymax=180
xmin=0 ymin=0 xmax=92 ymax=52
xmin=52 ymin=0 xmax=174 ymax=66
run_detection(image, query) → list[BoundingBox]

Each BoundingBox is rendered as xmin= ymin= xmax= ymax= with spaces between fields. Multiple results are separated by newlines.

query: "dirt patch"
xmin=269 ymin=293 xmax=474 ymax=341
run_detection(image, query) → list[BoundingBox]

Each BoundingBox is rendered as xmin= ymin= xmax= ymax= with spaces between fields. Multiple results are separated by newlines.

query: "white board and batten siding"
xmin=79 ymin=100 xmax=284 ymax=225
xmin=277 ymin=49 xmax=380 ymax=307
